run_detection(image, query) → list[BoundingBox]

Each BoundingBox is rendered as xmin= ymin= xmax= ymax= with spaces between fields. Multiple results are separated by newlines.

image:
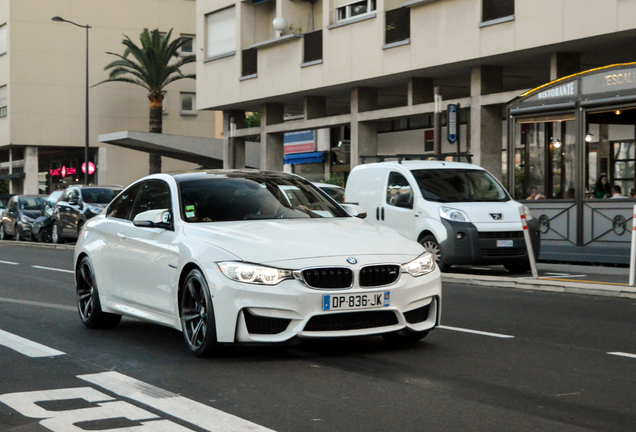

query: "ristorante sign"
xmin=524 ymin=80 xmax=578 ymax=103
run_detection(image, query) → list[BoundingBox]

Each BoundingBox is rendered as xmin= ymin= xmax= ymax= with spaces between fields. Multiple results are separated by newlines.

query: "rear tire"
xmin=419 ymin=235 xmax=450 ymax=272
xmin=383 ymin=329 xmax=429 ymax=344
xmin=504 ymin=263 xmax=531 ymax=274
xmin=180 ymin=268 xmax=218 ymax=357
xmin=76 ymin=256 xmax=121 ymax=329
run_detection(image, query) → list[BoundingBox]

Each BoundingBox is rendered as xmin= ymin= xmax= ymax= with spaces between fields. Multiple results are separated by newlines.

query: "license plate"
xmin=497 ymin=240 xmax=514 ymax=247
xmin=322 ymin=292 xmax=390 ymax=311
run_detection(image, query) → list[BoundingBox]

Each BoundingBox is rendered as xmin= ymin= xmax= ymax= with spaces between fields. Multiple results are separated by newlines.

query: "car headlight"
xmin=218 ymin=262 xmax=293 ymax=285
xmin=401 ymin=252 xmax=436 ymax=277
xmin=522 ymin=205 xmax=534 ymax=221
xmin=439 ymin=206 xmax=471 ymax=223
xmin=20 ymin=215 xmax=34 ymax=223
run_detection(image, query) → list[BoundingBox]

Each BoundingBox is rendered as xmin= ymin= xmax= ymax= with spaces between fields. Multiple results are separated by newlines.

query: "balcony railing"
xmin=303 ymin=30 xmax=322 ymax=64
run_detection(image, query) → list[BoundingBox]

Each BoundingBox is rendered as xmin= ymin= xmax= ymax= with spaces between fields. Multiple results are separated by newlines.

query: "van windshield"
xmin=411 ymin=169 xmax=510 ymax=203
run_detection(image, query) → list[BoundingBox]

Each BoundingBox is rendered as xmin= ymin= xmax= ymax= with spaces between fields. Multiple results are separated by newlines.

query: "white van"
xmin=344 ymin=160 xmax=540 ymax=273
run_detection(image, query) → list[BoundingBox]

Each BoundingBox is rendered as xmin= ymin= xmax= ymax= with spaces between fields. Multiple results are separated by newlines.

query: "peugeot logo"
xmin=346 ymin=257 xmax=357 ymax=264
xmin=490 ymin=213 xmax=503 ymax=220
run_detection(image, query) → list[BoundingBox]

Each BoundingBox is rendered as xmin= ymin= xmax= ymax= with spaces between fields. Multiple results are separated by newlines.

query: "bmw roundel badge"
xmin=346 ymin=257 xmax=357 ymax=264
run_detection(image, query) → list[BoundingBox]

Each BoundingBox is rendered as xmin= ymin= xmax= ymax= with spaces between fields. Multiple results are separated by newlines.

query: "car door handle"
xmin=376 ymin=207 xmax=379 ymax=221
xmin=116 ymin=232 xmax=126 ymax=240
xmin=381 ymin=207 xmax=385 ymax=221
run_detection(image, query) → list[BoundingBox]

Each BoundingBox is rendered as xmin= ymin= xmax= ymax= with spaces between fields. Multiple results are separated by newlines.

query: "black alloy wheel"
xmin=76 ymin=256 xmax=121 ymax=328
xmin=180 ymin=269 xmax=218 ymax=357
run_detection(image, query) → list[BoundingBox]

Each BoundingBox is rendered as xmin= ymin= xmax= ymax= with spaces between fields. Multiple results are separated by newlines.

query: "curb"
xmin=442 ymin=273 xmax=636 ymax=299
xmin=0 ymin=240 xmax=75 ymax=251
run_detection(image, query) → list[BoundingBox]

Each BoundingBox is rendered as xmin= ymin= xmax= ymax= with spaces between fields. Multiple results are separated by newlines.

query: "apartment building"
xmin=0 ymin=0 xmax=222 ymax=194
xmin=196 ymin=0 xmax=636 ymax=263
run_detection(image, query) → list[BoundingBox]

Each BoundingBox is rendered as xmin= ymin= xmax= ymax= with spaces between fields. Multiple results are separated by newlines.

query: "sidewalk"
xmin=443 ymin=262 xmax=636 ymax=299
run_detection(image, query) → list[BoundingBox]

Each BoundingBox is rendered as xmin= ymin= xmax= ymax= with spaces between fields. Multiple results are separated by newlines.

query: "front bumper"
xmin=206 ymin=256 xmax=442 ymax=344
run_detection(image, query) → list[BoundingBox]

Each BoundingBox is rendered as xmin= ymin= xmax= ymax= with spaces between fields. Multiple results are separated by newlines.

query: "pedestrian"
xmin=526 ymin=186 xmax=545 ymax=200
xmin=611 ymin=185 xmax=628 ymax=199
xmin=593 ymin=175 xmax=611 ymax=198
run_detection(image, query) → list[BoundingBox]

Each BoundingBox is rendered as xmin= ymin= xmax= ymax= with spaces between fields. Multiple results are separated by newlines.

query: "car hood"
xmin=22 ymin=210 xmax=41 ymax=219
xmin=183 ymin=218 xmax=423 ymax=264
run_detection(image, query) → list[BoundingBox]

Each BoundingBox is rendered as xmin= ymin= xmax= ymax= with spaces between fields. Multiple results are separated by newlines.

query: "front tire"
xmin=76 ymin=256 xmax=121 ymax=328
xmin=419 ymin=235 xmax=450 ymax=272
xmin=180 ymin=269 xmax=218 ymax=357
xmin=51 ymin=221 xmax=63 ymax=244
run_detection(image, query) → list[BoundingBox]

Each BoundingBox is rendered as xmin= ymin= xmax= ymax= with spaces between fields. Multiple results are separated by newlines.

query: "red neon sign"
xmin=50 ymin=166 xmax=78 ymax=178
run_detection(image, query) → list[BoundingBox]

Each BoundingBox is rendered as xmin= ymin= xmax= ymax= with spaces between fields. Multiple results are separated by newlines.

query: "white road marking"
xmin=0 ymin=297 xmax=75 ymax=312
xmin=79 ymin=371 xmax=276 ymax=432
xmin=0 ymin=329 xmax=65 ymax=357
xmin=0 ymin=260 xmax=19 ymax=265
xmin=32 ymin=265 xmax=74 ymax=274
xmin=608 ymin=352 xmax=636 ymax=359
xmin=437 ymin=325 xmax=515 ymax=339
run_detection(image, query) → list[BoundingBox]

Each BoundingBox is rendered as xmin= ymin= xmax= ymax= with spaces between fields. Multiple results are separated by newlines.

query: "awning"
xmin=283 ymin=151 xmax=325 ymax=165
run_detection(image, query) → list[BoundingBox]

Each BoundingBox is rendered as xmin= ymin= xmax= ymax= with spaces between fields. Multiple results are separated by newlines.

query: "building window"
xmin=385 ymin=8 xmax=409 ymax=45
xmin=303 ymin=30 xmax=322 ymax=63
xmin=180 ymin=34 xmax=195 ymax=55
xmin=206 ymin=7 xmax=236 ymax=58
xmin=180 ymin=93 xmax=196 ymax=115
xmin=0 ymin=24 xmax=6 ymax=55
xmin=337 ymin=0 xmax=376 ymax=22
xmin=242 ymin=48 xmax=257 ymax=77
xmin=0 ymin=85 xmax=7 ymax=117
xmin=482 ymin=0 xmax=514 ymax=23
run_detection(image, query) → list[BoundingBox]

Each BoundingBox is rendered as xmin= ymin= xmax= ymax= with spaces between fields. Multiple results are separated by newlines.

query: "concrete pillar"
xmin=316 ymin=128 xmax=331 ymax=179
xmin=408 ymin=77 xmax=434 ymax=106
xmin=304 ymin=96 xmax=326 ymax=120
xmin=550 ymin=52 xmax=580 ymax=81
xmin=470 ymin=65 xmax=504 ymax=179
xmin=350 ymin=88 xmax=378 ymax=169
xmin=97 ymin=147 xmax=108 ymax=186
xmin=260 ymin=103 xmax=284 ymax=171
xmin=24 ymin=146 xmax=38 ymax=194
xmin=223 ymin=110 xmax=246 ymax=169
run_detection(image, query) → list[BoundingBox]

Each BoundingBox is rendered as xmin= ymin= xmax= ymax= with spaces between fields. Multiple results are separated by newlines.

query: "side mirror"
xmin=341 ymin=203 xmax=367 ymax=219
xmin=68 ymin=198 xmax=79 ymax=206
xmin=133 ymin=209 xmax=171 ymax=229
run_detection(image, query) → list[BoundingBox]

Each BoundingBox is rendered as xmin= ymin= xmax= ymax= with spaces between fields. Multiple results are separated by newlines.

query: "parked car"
xmin=0 ymin=195 xmax=47 ymax=241
xmin=313 ymin=182 xmax=345 ymax=203
xmin=31 ymin=190 xmax=64 ymax=242
xmin=344 ymin=160 xmax=541 ymax=273
xmin=51 ymin=185 xmax=123 ymax=244
xmin=74 ymin=170 xmax=441 ymax=356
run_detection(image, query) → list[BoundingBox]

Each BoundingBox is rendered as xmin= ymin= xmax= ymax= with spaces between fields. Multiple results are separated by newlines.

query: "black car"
xmin=51 ymin=185 xmax=122 ymax=243
xmin=0 ymin=195 xmax=47 ymax=241
xmin=31 ymin=190 xmax=64 ymax=242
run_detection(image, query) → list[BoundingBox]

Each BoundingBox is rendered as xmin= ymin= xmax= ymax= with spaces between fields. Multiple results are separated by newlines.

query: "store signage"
xmin=524 ymin=81 xmax=578 ymax=103
xmin=581 ymin=67 xmax=636 ymax=95
xmin=447 ymin=104 xmax=458 ymax=144
xmin=50 ymin=166 xmax=77 ymax=178
xmin=284 ymin=131 xmax=315 ymax=154
xmin=82 ymin=161 xmax=96 ymax=175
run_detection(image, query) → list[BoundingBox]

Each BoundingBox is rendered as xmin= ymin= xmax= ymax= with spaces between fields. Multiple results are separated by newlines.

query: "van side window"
xmin=386 ymin=172 xmax=413 ymax=209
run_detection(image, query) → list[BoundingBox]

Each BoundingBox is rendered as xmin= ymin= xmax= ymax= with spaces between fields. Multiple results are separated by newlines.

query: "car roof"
xmin=168 ymin=169 xmax=305 ymax=183
xmin=357 ymin=160 xmax=484 ymax=171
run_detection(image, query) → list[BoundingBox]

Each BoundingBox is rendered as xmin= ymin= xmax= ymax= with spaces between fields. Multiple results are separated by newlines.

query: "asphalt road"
xmin=0 ymin=243 xmax=634 ymax=431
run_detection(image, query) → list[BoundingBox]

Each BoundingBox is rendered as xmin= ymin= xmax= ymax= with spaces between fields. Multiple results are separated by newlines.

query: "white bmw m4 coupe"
xmin=74 ymin=170 xmax=441 ymax=356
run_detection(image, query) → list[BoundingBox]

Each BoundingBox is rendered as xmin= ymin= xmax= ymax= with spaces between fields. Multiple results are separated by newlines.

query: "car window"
xmin=8 ymin=198 xmax=17 ymax=211
xmin=107 ymin=184 xmax=141 ymax=221
xmin=130 ymin=181 xmax=172 ymax=220
xmin=19 ymin=197 xmax=45 ymax=211
xmin=82 ymin=188 xmax=121 ymax=204
xmin=386 ymin=172 xmax=414 ymax=209
xmin=319 ymin=186 xmax=345 ymax=203
xmin=178 ymin=175 xmax=349 ymax=222
xmin=411 ymin=168 xmax=510 ymax=203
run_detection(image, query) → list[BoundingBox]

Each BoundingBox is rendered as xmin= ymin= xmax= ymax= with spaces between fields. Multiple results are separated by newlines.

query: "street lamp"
xmin=52 ymin=16 xmax=91 ymax=185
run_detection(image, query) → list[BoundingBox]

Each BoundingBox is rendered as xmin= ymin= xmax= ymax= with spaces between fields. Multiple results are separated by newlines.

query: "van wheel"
xmin=419 ymin=235 xmax=450 ymax=272
xmin=504 ymin=263 xmax=531 ymax=274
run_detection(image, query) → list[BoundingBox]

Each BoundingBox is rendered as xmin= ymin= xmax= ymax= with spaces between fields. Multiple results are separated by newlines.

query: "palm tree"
xmin=95 ymin=28 xmax=195 ymax=174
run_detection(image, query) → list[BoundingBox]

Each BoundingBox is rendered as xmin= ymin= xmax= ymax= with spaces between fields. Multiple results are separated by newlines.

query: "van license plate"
xmin=497 ymin=240 xmax=514 ymax=247
xmin=322 ymin=292 xmax=390 ymax=311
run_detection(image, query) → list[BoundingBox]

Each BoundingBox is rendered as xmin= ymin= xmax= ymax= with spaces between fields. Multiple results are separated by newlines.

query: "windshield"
xmin=81 ymin=188 xmax=121 ymax=204
xmin=179 ymin=175 xmax=349 ymax=222
xmin=19 ymin=197 xmax=45 ymax=211
xmin=411 ymin=169 xmax=510 ymax=203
